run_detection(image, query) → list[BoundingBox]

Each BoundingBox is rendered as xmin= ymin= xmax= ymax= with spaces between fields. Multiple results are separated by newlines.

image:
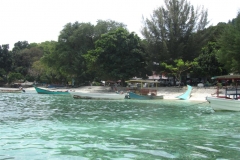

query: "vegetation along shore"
xmin=1 ymin=0 xmax=240 ymax=87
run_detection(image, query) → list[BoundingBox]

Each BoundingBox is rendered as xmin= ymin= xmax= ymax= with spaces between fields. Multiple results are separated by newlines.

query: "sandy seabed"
xmin=24 ymin=86 xmax=223 ymax=102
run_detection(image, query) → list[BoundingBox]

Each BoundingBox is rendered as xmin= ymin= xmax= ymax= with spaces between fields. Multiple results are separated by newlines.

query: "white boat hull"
xmin=69 ymin=91 xmax=126 ymax=100
xmin=206 ymin=97 xmax=240 ymax=111
xmin=0 ymin=88 xmax=23 ymax=93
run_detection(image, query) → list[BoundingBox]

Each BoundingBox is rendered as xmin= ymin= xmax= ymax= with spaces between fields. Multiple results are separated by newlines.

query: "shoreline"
xmin=22 ymin=86 xmax=222 ymax=102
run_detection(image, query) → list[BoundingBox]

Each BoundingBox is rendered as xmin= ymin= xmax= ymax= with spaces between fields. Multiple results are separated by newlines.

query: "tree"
xmin=192 ymin=42 xmax=227 ymax=79
xmin=12 ymin=47 xmax=43 ymax=78
xmin=7 ymin=72 xmax=24 ymax=84
xmin=217 ymin=12 xmax=240 ymax=73
xmin=42 ymin=20 xmax=127 ymax=85
xmin=84 ymin=28 xmax=151 ymax=85
xmin=49 ymin=22 xmax=95 ymax=85
xmin=37 ymin=41 xmax=63 ymax=83
xmin=0 ymin=44 xmax=12 ymax=83
xmin=94 ymin=19 xmax=127 ymax=39
xmin=161 ymin=59 xmax=197 ymax=84
xmin=12 ymin=41 xmax=30 ymax=52
xmin=32 ymin=60 xmax=58 ymax=84
xmin=141 ymin=0 xmax=209 ymax=65
xmin=0 ymin=68 xmax=6 ymax=83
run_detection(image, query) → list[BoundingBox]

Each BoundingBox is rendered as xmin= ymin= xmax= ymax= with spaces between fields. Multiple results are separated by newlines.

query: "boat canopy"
xmin=211 ymin=75 xmax=240 ymax=80
xmin=126 ymin=80 xmax=160 ymax=83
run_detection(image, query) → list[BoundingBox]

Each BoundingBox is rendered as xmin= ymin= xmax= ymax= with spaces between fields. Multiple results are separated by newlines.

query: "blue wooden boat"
xmin=125 ymin=79 xmax=164 ymax=100
xmin=126 ymin=91 xmax=164 ymax=100
xmin=34 ymin=86 xmax=70 ymax=95
xmin=176 ymin=85 xmax=192 ymax=100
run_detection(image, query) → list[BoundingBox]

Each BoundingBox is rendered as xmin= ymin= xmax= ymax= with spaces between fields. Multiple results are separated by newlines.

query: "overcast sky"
xmin=1 ymin=0 xmax=240 ymax=49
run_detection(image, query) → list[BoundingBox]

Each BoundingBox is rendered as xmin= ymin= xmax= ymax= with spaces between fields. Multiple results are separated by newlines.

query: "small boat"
xmin=125 ymin=80 xmax=164 ymax=100
xmin=34 ymin=86 xmax=70 ymax=95
xmin=0 ymin=87 xmax=25 ymax=93
xmin=176 ymin=85 xmax=192 ymax=100
xmin=126 ymin=91 xmax=164 ymax=100
xmin=206 ymin=96 xmax=240 ymax=111
xmin=206 ymin=75 xmax=240 ymax=111
xmin=69 ymin=91 xmax=126 ymax=100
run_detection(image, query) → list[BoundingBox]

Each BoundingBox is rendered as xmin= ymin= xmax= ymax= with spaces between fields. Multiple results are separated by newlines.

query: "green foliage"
xmin=85 ymin=28 xmax=151 ymax=83
xmin=7 ymin=72 xmax=24 ymax=84
xmin=25 ymin=75 xmax=35 ymax=82
xmin=2 ymin=12 xmax=239 ymax=84
xmin=38 ymin=74 xmax=51 ymax=84
xmin=217 ymin=82 xmax=222 ymax=89
xmin=40 ymin=20 xmax=128 ymax=85
xmin=92 ymin=81 xmax=101 ymax=86
xmin=94 ymin=19 xmax=127 ymax=39
xmin=193 ymin=42 xmax=227 ymax=77
xmin=0 ymin=44 xmax=12 ymax=74
xmin=141 ymin=0 xmax=209 ymax=66
xmin=38 ymin=41 xmax=57 ymax=56
xmin=12 ymin=47 xmax=43 ymax=77
xmin=0 ymin=68 xmax=6 ymax=82
xmin=12 ymin=41 xmax=30 ymax=53
xmin=36 ymin=41 xmax=64 ymax=83
xmin=217 ymin=12 xmax=240 ymax=73
xmin=161 ymin=59 xmax=197 ymax=82
xmin=49 ymin=22 xmax=95 ymax=84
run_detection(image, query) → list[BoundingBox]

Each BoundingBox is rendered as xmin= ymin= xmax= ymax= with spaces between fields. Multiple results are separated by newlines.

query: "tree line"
xmin=0 ymin=0 xmax=239 ymax=87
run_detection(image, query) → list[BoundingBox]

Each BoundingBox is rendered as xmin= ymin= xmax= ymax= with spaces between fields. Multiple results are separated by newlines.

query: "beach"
xmin=24 ymin=85 xmax=222 ymax=101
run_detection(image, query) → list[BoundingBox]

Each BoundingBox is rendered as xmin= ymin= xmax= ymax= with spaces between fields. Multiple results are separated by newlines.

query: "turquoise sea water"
xmin=1 ymin=92 xmax=240 ymax=159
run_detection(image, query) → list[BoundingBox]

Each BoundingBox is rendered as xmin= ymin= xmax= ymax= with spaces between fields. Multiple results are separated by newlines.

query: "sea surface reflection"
xmin=1 ymin=92 xmax=240 ymax=159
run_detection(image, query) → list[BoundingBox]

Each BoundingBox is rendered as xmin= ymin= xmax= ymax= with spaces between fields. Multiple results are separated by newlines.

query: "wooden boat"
xmin=0 ymin=87 xmax=24 ymax=93
xmin=125 ymin=80 xmax=164 ymax=100
xmin=126 ymin=91 xmax=164 ymax=100
xmin=206 ymin=75 xmax=240 ymax=111
xmin=34 ymin=86 xmax=70 ymax=95
xmin=176 ymin=85 xmax=192 ymax=100
xmin=69 ymin=91 xmax=126 ymax=100
xmin=206 ymin=96 xmax=240 ymax=111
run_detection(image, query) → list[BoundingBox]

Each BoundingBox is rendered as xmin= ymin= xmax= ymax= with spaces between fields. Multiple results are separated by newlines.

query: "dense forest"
xmin=0 ymin=0 xmax=240 ymax=87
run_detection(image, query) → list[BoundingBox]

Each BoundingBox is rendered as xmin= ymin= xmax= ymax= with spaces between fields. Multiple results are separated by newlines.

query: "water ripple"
xmin=1 ymin=94 xmax=240 ymax=159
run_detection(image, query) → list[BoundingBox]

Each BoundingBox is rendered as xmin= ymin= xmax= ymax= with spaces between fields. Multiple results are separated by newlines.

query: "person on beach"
xmin=110 ymin=83 xmax=114 ymax=91
xmin=114 ymin=82 xmax=118 ymax=91
xmin=89 ymin=81 xmax=92 ymax=89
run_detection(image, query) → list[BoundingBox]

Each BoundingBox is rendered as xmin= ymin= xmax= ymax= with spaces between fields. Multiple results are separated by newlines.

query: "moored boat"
xmin=125 ymin=80 xmax=164 ymax=100
xmin=206 ymin=75 xmax=240 ymax=111
xmin=126 ymin=91 xmax=164 ymax=100
xmin=176 ymin=85 xmax=192 ymax=100
xmin=34 ymin=86 xmax=70 ymax=95
xmin=0 ymin=87 xmax=24 ymax=93
xmin=69 ymin=91 xmax=126 ymax=100
xmin=206 ymin=96 xmax=240 ymax=111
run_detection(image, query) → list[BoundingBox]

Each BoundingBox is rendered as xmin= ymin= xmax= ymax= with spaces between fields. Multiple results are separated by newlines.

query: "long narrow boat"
xmin=69 ymin=91 xmax=126 ymax=100
xmin=126 ymin=91 xmax=163 ymax=100
xmin=176 ymin=85 xmax=192 ymax=100
xmin=206 ymin=96 xmax=240 ymax=111
xmin=125 ymin=80 xmax=164 ymax=100
xmin=0 ymin=87 xmax=24 ymax=93
xmin=34 ymin=86 xmax=70 ymax=95
xmin=206 ymin=75 xmax=240 ymax=111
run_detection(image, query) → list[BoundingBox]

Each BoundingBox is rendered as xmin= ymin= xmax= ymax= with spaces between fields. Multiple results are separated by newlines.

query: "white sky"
xmin=1 ymin=0 xmax=240 ymax=50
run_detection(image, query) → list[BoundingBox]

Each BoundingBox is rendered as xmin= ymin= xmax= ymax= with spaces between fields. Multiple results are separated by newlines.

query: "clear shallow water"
xmin=1 ymin=92 xmax=240 ymax=159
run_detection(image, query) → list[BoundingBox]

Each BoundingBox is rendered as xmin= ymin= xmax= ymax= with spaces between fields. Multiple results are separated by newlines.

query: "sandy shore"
xmin=24 ymin=86 xmax=223 ymax=102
